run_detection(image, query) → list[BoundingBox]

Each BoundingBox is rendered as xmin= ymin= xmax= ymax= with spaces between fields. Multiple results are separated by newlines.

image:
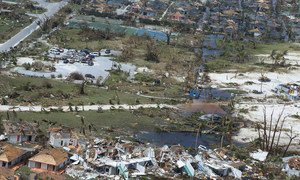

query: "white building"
xmin=48 ymin=127 xmax=78 ymax=148
xmin=3 ymin=120 xmax=38 ymax=144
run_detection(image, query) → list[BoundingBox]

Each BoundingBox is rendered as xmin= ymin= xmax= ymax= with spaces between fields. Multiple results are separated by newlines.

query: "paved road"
xmin=0 ymin=0 xmax=68 ymax=52
xmin=0 ymin=104 xmax=177 ymax=112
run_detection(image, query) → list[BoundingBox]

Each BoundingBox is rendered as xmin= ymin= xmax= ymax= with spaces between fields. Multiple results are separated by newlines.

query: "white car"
xmin=49 ymin=48 xmax=60 ymax=55
xmin=90 ymin=52 xmax=100 ymax=57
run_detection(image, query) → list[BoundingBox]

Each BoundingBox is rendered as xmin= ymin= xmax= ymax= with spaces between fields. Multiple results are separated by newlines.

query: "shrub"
xmin=145 ymin=41 xmax=160 ymax=63
xmin=68 ymin=72 xmax=84 ymax=80
xmin=50 ymin=74 xmax=56 ymax=78
xmin=22 ymin=63 xmax=31 ymax=70
xmin=31 ymin=61 xmax=44 ymax=71
xmin=96 ymin=76 xmax=103 ymax=86
xmin=49 ymin=65 xmax=56 ymax=72
xmin=42 ymin=80 xmax=53 ymax=89
xmin=134 ymin=73 xmax=154 ymax=82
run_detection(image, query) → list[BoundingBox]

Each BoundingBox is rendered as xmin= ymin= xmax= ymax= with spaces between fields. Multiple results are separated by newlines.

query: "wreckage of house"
xmin=3 ymin=120 xmax=38 ymax=144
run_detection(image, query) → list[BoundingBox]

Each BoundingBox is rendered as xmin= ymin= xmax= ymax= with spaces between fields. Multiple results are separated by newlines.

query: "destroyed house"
xmin=48 ymin=127 xmax=78 ymax=148
xmin=28 ymin=148 xmax=69 ymax=172
xmin=140 ymin=7 xmax=157 ymax=18
xmin=3 ymin=120 xmax=38 ymax=144
xmin=0 ymin=144 xmax=29 ymax=168
xmin=90 ymin=157 xmax=152 ymax=177
xmin=170 ymin=11 xmax=185 ymax=22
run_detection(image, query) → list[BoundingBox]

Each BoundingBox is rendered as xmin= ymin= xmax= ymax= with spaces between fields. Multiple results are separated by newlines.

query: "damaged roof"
xmin=49 ymin=127 xmax=77 ymax=139
xmin=29 ymin=148 xmax=68 ymax=166
xmin=0 ymin=144 xmax=26 ymax=162
xmin=3 ymin=120 xmax=38 ymax=136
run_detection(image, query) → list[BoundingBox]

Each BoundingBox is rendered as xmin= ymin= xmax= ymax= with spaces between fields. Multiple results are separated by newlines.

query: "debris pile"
xmin=283 ymin=156 xmax=300 ymax=177
xmin=65 ymin=138 xmax=256 ymax=179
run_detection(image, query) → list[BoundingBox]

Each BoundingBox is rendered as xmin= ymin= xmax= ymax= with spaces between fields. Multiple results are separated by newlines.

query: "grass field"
xmin=0 ymin=74 xmax=171 ymax=106
xmin=249 ymin=43 xmax=300 ymax=55
xmin=0 ymin=108 xmax=178 ymax=137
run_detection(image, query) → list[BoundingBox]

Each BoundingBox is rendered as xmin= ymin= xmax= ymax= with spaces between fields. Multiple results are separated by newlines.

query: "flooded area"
xmin=196 ymin=88 xmax=232 ymax=100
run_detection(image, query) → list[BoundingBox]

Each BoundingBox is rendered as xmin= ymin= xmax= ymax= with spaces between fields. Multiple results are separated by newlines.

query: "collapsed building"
xmin=2 ymin=120 xmax=38 ymax=144
xmin=65 ymin=138 xmax=254 ymax=179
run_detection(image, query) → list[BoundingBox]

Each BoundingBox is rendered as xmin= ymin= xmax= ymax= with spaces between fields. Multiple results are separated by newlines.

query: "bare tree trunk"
xmin=275 ymin=116 xmax=287 ymax=151
xmin=267 ymin=109 xmax=275 ymax=150
xmin=79 ymin=81 xmax=86 ymax=95
xmin=262 ymin=106 xmax=267 ymax=150
xmin=257 ymin=123 xmax=262 ymax=149
xmin=195 ymin=125 xmax=200 ymax=149
xmin=269 ymin=107 xmax=285 ymax=152
xmin=166 ymin=32 xmax=171 ymax=45
xmin=283 ymin=126 xmax=298 ymax=157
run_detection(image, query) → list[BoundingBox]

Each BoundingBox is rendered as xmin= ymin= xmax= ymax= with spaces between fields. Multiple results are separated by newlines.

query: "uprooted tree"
xmin=255 ymin=106 xmax=298 ymax=155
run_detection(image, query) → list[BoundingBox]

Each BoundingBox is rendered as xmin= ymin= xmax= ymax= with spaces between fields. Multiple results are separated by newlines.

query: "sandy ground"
xmin=209 ymin=68 xmax=300 ymax=147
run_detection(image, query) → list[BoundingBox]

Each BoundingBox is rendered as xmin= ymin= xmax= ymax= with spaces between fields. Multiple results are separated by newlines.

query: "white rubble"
xmin=250 ymin=149 xmax=268 ymax=162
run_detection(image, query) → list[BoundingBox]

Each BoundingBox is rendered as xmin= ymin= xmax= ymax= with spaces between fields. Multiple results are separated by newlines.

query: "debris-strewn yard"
xmin=209 ymin=69 xmax=300 ymax=147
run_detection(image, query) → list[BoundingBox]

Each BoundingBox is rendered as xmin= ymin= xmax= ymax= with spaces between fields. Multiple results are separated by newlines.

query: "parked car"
xmin=87 ymin=54 xmax=95 ymax=59
xmin=68 ymin=49 xmax=76 ymax=53
xmin=105 ymin=49 xmax=111 ymax=54
xmin=78 ymin=52 xmax=87 ymax=57
xmin=61 ymin=57 xmax=67 ymax=61
xmin=88 ymin=61 xmax=94 ymax=66
xmin=90 ymin=52 xmax=100 ymax=57
xmin=81 ymin=58 xmax=87 ymax=63
xmin=63 ymin=59 xmax=69 ymax=64
xmin=81 ymin=49 xmax=91 ymax=55
xmin=49 ymin=48 xmax=60 ymax=55
xmin=69 ymin=59 xmax=75 ymax=64
xmin=85 ymin=74 xmax=95 ymax=79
